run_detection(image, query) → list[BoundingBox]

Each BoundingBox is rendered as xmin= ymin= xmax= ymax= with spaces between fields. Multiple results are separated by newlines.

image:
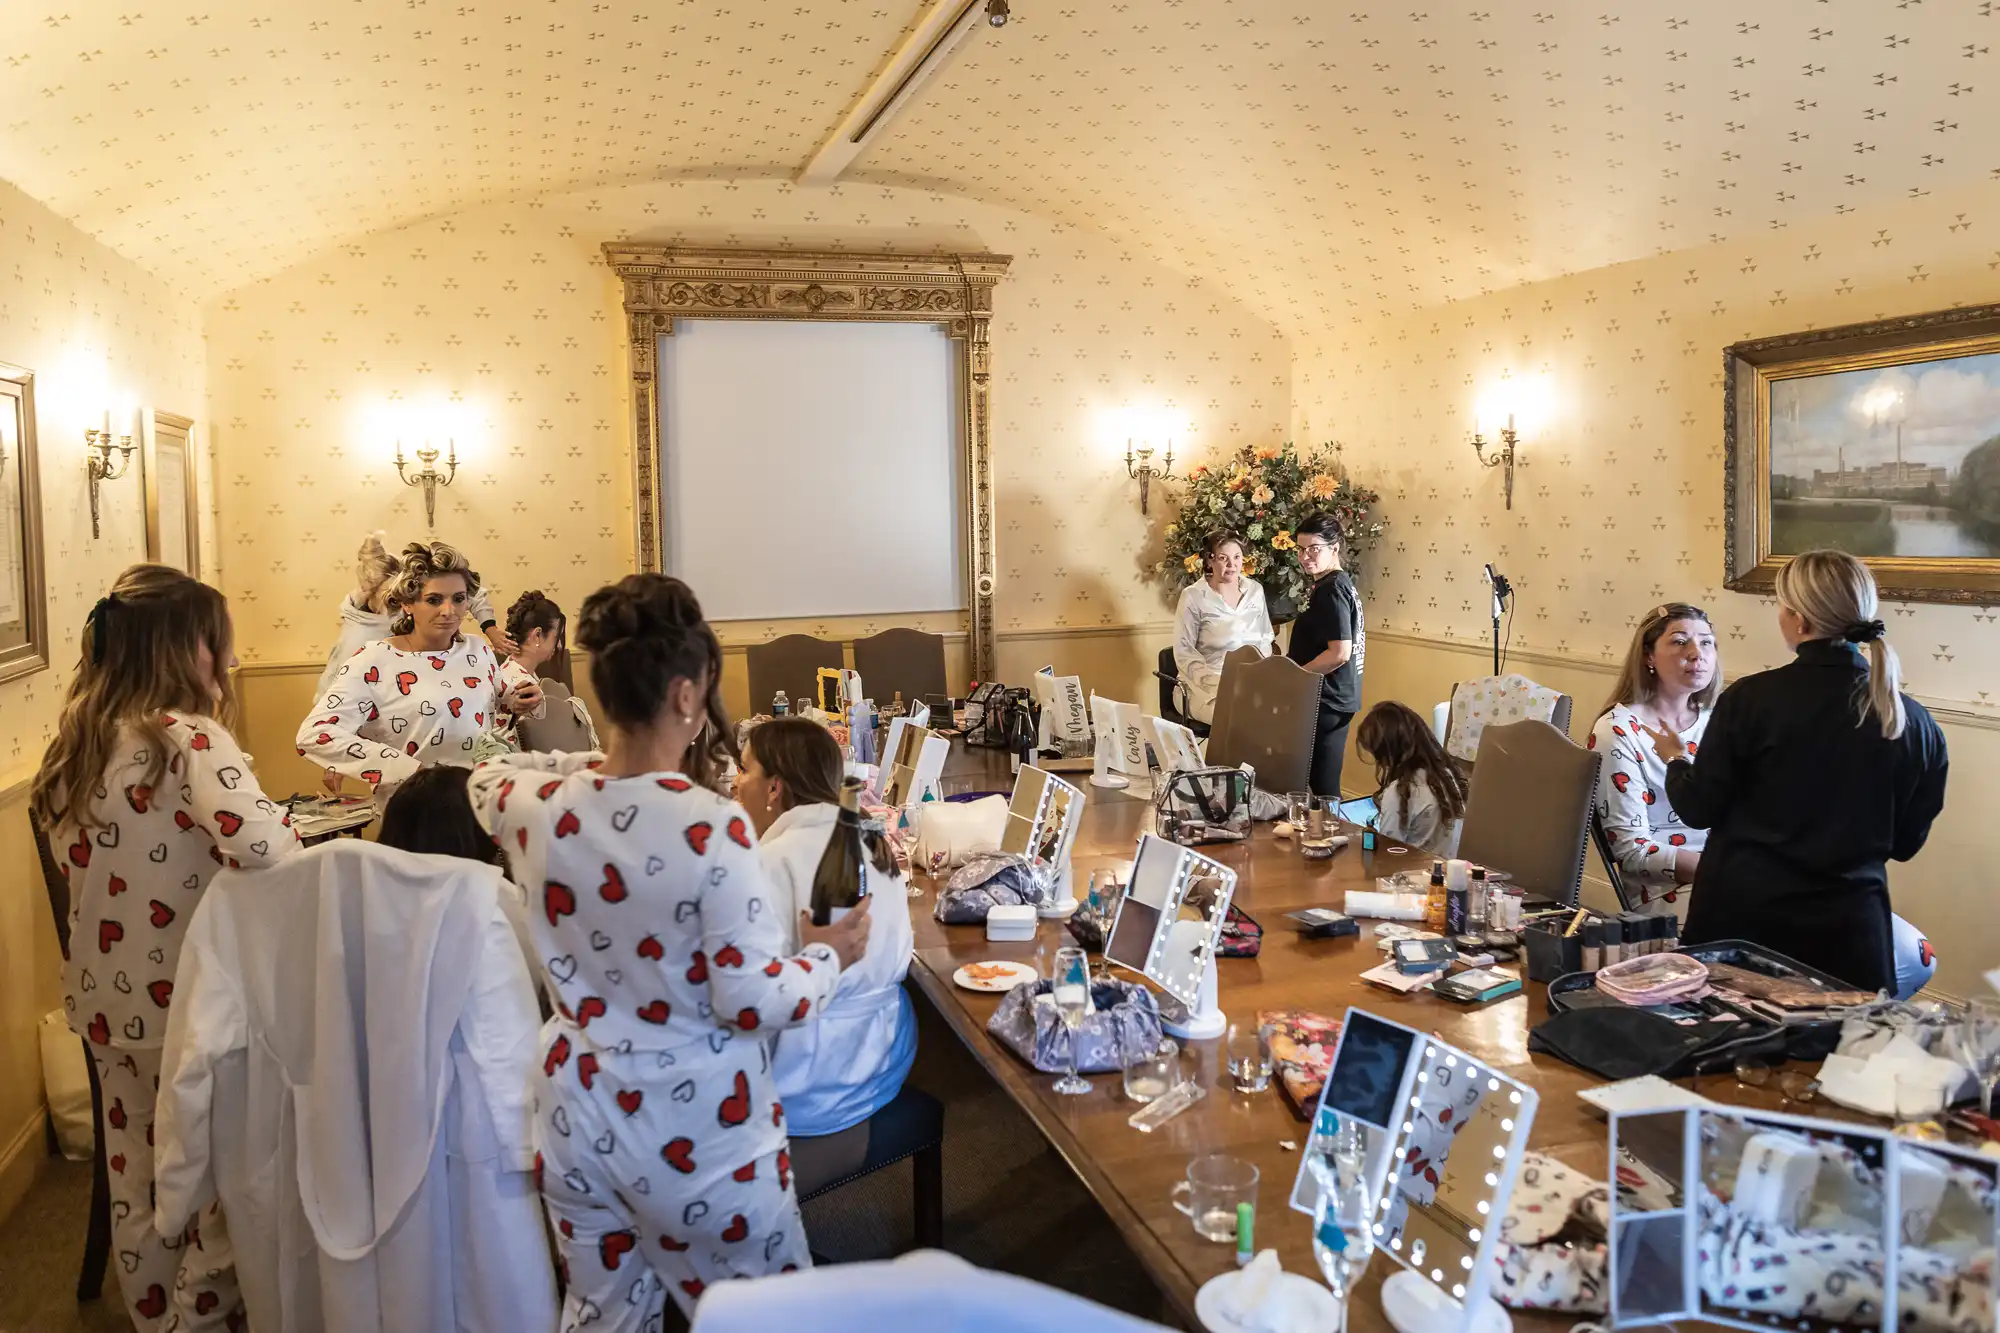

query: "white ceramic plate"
xmin=1195 ymin=1269 xmax=1341 ymax=1333
xmin=951 ymin=960 xmax=1039 ymax=993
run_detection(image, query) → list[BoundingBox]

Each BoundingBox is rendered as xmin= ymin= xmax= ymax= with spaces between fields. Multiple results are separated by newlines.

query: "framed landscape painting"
xmin=1724 ymin=302 xmax=2000 ymax=603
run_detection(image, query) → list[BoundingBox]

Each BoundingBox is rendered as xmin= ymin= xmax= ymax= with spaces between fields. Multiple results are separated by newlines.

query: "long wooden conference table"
xmin=903 ymin=745 xmax=1805 ymax=1331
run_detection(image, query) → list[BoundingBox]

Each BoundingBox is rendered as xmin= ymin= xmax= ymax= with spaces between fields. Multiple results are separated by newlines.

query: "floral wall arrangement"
xmin=1155 ymin=442 xmax=1384 ymax=618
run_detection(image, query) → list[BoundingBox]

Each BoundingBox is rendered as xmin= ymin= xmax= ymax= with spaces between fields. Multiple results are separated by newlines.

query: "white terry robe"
xmin=1171 ymin=578 xmax=1273 ymax=724
xmin=760 ymin=804 xmax=918 ymax=1137
xmin=154 ymin=840 xmax=556 ymax=1333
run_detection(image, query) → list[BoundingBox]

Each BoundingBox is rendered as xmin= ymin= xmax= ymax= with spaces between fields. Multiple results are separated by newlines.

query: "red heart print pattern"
xmin=497 ymin=779 xmax=515 ymax=813
xmin=174 ymin=810 xmax=196 ymax=831
xmin=659 ymin=1233 xmax=690 ymax=1252
xmin=717 ymin=1070 xmax=751 ymax=1127
xmin=147 ymin=980 xmax=173 ymax=1009
xmin=516 ymin=827 xmax=528 ymax=852
xmin=125 ymin=785 xmax=152 ymax=813
xmin=662 ymin=1138 xmax=696 ymax=1173
xmin=364 ymin=666 xmax=381 ymax=684
xmin=463 ymin=676 xmax=482 ymax=689
xmin=736 ymin=1008 xmax=761 ymax=1030
xmin=555 ymin=811 xmax=582 ymax=839
xmin=772 ymin=1101 xmax=784 ymax=1127
xmin=574 ymin=996 xmax=608 ymax=1027
xmin=544 ymin=881 xmax=577 ymax=926
xmin=763 ymin=960 xmax=783 ymax=977
xmin=108 ymin=1099 xmax=127 ymax=1130
xmin=68 ymin=831 xmax=92 ymax=869
xmin=1642 ymin=791 xmax=1656 ymax=806
xmin=777 ymin=1148 xmax=791 ymax=1190
xmin=190 ymin=732 xmax=211 ymax=751
xmin=658 ymin=777 xmax=691 ymax=793
xmin=617 ymin=1089 xmax=644 ymax=1116
xmin=598 ymin=1230 xmax=636 ymax=1271
xmin=727 ymin=816 xmax=752 ymax=849
xmin=599 ymin=864 xmax=628 ymax=903
xmin=681 ymin=1279 xmax=705 ymax=1301
xmin=637 ymin=1000 xmax=670 ymax=1024
xmin=733 ymin=1161 xmax=756 ymax=1183
xmin=448 ymin=698 xmax=463 ymax=718
xmin=686 ymin=951 xmax=709 ymax=984
xmin=792 ymin=998 xmax=811 ymax=1021
xmin=135 ymin=1284 xmax=168 ymax=1319
xmin=111 ymin=1153 xmax=127 ymax=1174
xmin=107 ymin=875 xmax=127 ymax=897
xmin=721 ymin=1214 xmax=748 ymax=1243
xmin=714 ymin=944 xmax=745 ymax=969
xmin=87 ymin=1013 xmax=110 ymax=1044
xmin=544 ymin=1035 xmax=571 ymax=1076
xmin=149 ymin=900 xmax=174 ymax=928
xmin=1611 ymin=772 xmax=1631 ymax=794
xmin=98 ymin=920 xmax=124 ymax=953
xmin=793 ymin=957 xmax=814 ymax=974
xmin=362 ymin=770 xmax=384 ymax=787
xmin=1668 ymin=833 xmax=1687 ymax=847
xmin=215 ymin=811 xmax=243 ymax=836
xmin=577 ymin=1052 xmax=600 ymax=1091
xmin=395 ymin=671 xmax=419 ymax=696
xmin=195 ymin=1291 xmax=220 ymax=1316
xmin=684 ymin=822 xmax=713 ymax=855
xmin=538 ymin=779 xmax=562 ymax=800
xmin=637 ymin=935 xmax=664 ymax=961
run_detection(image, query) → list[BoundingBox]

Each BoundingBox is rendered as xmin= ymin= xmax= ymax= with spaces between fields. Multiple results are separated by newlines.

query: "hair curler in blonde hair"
xmin=355 ymin=531 xmax=399 ymax=614
xmin=388 ymin=541 xmax=482 ymax=635
xmin=1776 ymin=549 xmax=1905 ymax=739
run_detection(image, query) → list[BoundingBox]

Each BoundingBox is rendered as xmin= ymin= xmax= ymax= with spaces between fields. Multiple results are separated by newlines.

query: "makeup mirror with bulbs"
xmin=880 ymin=717 xmax=948 ymax=809
xmin=1606 ymin=1106 xmax=1998 ymax=1333
xmin=1289 ymin=1009 xmax=1539 ymax=1333
xmin=1102 ymin=832 xmax=1237 ymax=1011
xmin=999 ymin=765 xmax=1085 ymax=869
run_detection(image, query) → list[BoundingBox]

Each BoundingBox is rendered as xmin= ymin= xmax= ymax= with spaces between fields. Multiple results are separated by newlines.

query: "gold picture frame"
xmin=1724 ymin=303 xmax=2000 ymax=603
xmin=603 ymin=246 xmax=1010 ymax=680
xmin=0 ymin=364 xmax=49 ymax=684
xmin=143 ymin=410 xmax=201 ymax=577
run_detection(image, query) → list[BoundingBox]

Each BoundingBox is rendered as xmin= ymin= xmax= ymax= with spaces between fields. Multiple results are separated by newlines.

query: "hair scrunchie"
xmin=88 ymin=595 xmax=119 ymax=665
xmin=1844 ymin=619 xmax=1886 ymax=644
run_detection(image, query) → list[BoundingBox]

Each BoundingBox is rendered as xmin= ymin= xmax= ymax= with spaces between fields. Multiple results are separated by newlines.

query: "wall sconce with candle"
xmin=1124 ymin=438 xmax=1176 ymax=516
xmin=1469 ymin=417 xmax=1520 ymax=510
xmin=394 ymin=438 xmax=458 ymax=530
xmin=86 ymin=409 xmax=137 ymax=540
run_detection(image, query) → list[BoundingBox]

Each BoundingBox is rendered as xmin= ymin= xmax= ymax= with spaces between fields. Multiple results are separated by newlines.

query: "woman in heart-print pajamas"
xmin=31 ymin=566 xmax=302 ymax=1333
xmin=468 ymin=573 xmax=872 ymax=1329
xmin=297 ymin=540 xmax=538 ymax=804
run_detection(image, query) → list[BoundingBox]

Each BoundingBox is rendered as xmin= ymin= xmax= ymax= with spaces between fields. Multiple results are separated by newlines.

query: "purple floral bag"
xmin=986 ymin=978 xmax=1165 ymax=1074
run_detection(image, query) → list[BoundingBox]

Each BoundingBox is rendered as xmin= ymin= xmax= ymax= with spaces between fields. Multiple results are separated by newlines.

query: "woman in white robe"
xmin=1171 ymin=532 xmax=1275 ymax=724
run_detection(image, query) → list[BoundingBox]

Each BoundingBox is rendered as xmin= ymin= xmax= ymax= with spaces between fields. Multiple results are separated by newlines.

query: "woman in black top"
xmin=1639 ymin=550 xmax=1947 ymax=993
xmin=1286 ymin=513 xmax=1365 ymax=798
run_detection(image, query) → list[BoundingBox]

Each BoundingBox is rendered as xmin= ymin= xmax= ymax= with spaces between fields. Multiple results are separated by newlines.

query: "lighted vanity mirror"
xmin=1290 ymin=1009 xmax=1540 ymax=1333
xmin=880 ymin=719 xmax=948 ymax=810
xmin=1101 ymin=832 xmax=1236 ymax=1009
xmin=999 ymin=764 xmax=1084 ymax=868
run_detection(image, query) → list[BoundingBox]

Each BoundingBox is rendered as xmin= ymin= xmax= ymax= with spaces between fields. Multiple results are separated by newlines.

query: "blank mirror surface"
xmin=1613 ymin=1109 xmax=1690 ymax=1215
xmin=1288 ymin=1009 xmax=1421 ymax=1217
xmin=1100 ymin=833 xmax=1235 ymax=1007
xmin=1612 ymin=1215 xmax=1690 ymax=1323
xmin=1000 ymin=765 xmax=1050 ymax=855
xmin=1894 ymin=1141 xmax=1996 ymax=1333
xmin=1695 ymin=1110 xmax=1891 ymax=1333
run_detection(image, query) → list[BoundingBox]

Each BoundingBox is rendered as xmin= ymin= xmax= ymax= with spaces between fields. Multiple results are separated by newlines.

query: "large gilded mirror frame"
xmin=604 ymin=245 xmax=1011 ymax=680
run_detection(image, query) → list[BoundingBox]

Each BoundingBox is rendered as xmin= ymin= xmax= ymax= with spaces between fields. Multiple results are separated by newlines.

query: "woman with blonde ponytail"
xmin=1636 ymin=550 xmax=1948 ymax=995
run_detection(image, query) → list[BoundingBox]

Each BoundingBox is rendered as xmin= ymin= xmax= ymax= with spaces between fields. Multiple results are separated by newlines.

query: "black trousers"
xmin=1309 ymin=707 xmax=1354 ymax=799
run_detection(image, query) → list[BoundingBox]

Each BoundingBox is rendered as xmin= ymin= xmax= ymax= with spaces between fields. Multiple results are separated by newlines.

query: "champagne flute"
xmin=1957 ymin=997 xmax=2000 ymax=1118
xmin=1052 ymin=944 xmax=1093 ymax=1096
xmin=1310 ymin=1156 xmax=1374 ymax=1333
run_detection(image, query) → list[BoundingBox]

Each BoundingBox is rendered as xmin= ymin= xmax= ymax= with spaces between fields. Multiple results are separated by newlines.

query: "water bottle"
xmin=772 ymin=690 xmax=789 ymax=717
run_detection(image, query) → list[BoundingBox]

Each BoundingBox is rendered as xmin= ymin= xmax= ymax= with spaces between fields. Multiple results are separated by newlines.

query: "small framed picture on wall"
xmin=144 ymin=411 xmax=201 ymax=577
xmin=0 ymin=363 xmax=49 ymax=684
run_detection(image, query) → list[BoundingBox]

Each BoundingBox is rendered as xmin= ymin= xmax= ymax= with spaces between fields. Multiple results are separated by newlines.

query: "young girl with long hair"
xmin=32 ymin=566 xmax=301 ymax=1332
xmin=466 ymin=573 xmax=872 ymax=1324
xmin=495 ymin=590 xmax=600 ymax=751
xmin=1353 ymin=700 xmax=1468 ymax=858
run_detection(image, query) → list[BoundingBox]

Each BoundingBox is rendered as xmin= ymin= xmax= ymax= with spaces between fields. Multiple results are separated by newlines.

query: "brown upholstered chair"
xmin=745 ymin=634 xmax=844 ymax=716
xmin=851 ymin=628 xmax=948 ymax=707
xmin=514 ymin=677 xmax=598 ymax=753
xmin=1204 ymin=652 xmax=1320 ymax=795
xmin=1456 ymin=719 xmax=1599 ymax=907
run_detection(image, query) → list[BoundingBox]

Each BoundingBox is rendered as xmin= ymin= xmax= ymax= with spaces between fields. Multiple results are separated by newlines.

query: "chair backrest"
xmin=850 ymin=628 xmax=948 ymax=707
xmin=32 ymin=816 xmax=74 ymax=960
xmin=515 ymin=677 xmax=596 ymax=754
xmin=1456 ymin=719 xmax=1598 ymax=907
xmin=1589 ymin=808 xmax=1637 ymax=912
xmin=745 ymin=634 xmax=844 ymax=715
xmin=1444 ymin=675 xmax=1575 ymax=762
xmin=1205 ymin=653 xmax=1320 ymax=794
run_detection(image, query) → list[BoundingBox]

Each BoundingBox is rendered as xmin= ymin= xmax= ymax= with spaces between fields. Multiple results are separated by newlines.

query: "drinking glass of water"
xmin=1122 ymin=1037 xmax=1180 ymax=1104
xmin=1052 ymin=945 xmax=1093 ymax=1096
xmin=1226 ymin=1022 xmax=1273 ymax=1094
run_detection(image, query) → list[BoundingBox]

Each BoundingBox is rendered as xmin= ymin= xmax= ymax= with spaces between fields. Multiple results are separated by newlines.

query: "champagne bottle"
xmin=809 ymin=777 xmax=870 ymax=926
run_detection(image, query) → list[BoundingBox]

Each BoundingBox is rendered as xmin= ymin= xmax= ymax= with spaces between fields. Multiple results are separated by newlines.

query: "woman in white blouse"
xmin=1171 ymin=531 xmax=1276 ymax=723
xmin=1590 ymin=603 xmax=1719 ymax=915
xmin=297 ymin=541 xmax=538 ymax=802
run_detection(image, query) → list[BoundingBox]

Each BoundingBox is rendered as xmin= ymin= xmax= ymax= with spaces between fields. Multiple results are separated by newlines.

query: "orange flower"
xmin=1189 ymin=464 xmax=1209 ymax=480
xmin=1251 ymin=484 xmax=1274 ymax=505
xmin=1307 ymin=473 xmax=1339 ymax=500
xmin=1254 ymin=444 xmax=1282 ymax=462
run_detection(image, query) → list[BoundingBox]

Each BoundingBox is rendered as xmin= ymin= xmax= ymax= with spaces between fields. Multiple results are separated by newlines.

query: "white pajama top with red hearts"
xmin=466 ymin=751 xmax=842 ymax=1061
xmin=58 ymin=713 xmax=302 ymax=1051
xmin=296 ymin=634 xmax=504 ymax=795
xmin=1589 ymin=704 xmax=1710 ymax=916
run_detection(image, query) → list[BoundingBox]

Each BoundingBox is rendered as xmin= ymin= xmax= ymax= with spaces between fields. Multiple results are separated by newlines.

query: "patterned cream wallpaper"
xmin=7 ymin=1 xmax=1999 ymax=346
xmin=204 ymin=177 xmax=1290 ymax=664
xmin=0 ymin=180 xmax=210 ymax=784
xmin=1293 ymin=174 xmax=2000 ymax=716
